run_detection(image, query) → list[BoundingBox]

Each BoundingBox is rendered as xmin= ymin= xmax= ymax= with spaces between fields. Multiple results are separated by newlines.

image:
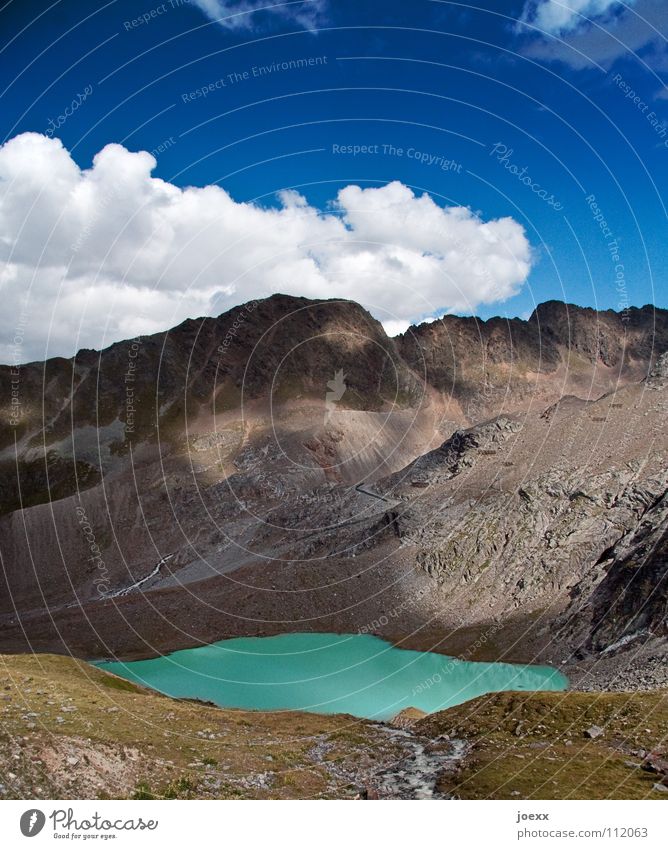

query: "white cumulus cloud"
xmin=520 ymin=0 xmax=631 ymax=35
xmin=192 ymin=0 xmax=326 ymax=31
xmin=0 ymin=133 xmax=533 ymax=362
xmin=520 ymin=0 xmax=665 ymax=70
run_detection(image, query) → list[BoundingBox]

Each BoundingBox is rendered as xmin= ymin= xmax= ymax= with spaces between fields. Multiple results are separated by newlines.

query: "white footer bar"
xmin=0 ymin=799 xmax=664 ymax=848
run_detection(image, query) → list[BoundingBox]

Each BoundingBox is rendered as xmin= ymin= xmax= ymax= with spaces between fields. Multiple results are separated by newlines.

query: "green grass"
xmin=0 ymin=652 xmax=398 ymax=800
xmin=2 ymin=653 xmax=665 ymax=801
xmin=97 ymin=674 xmax=144 ymax=694
xmin=418 ymin=690 xmax=668 ymax=800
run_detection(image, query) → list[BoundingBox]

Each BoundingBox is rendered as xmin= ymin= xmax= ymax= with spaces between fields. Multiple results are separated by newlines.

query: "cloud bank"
xmin=519 ymin=0 xmax=668 ymax=70
xmin=520 ymin=0 xmax=631 ymax=36
xmin=0 ymin=133 xmax=533 ymax=362
xmin=192 ymin=0 xmax=326 ymax=31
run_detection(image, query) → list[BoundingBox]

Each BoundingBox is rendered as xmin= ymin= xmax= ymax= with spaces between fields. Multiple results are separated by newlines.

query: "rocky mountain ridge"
xmin=0 ymin=296 xmax=666 ymax=691
xmin=1 ymin=295 xmax=665 ymax=516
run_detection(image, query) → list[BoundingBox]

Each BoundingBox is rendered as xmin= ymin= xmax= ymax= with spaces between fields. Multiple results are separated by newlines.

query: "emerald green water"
xmin=95 ymin=633 xmax=567 ymax=721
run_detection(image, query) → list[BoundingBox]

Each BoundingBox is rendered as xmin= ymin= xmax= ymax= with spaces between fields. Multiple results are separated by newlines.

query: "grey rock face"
xmin=578 ymin=490 xmax=668 ymax=651
xmin=394 ymin=417 xmax=523 ymax=489
xmin=408 ymin=464 xmax=668 ymax=620
xmin=646 ymin=352 xmax=668 ymax=389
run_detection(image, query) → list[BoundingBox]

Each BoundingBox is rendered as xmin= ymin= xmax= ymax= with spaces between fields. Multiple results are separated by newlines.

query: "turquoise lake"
xmin=95 ymin=633 xmax=568 ymax=721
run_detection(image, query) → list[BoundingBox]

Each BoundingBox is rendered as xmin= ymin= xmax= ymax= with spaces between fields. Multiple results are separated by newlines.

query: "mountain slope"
xmin=0 ymin=297 xmax=666 ymax=691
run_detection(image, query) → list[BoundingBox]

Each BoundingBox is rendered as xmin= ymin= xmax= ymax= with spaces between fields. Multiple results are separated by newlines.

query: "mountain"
xmin=396 ymin=300 xmax=666 ymax=419
xmin=0 ymin=295 xmax=667 ymax=692
xmin=0 ymin=295 xmax=429 ymax=516
xmin=2 ymin=296 xmax=665 ymax=513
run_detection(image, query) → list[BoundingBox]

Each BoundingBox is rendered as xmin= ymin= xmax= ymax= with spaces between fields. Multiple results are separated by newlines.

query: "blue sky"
xmin=0 ymin=0 xmax=667 ymax=360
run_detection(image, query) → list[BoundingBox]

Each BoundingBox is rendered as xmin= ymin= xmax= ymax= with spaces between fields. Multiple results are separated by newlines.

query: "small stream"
xmin=372 ymin=728 xmax=469 ymax=799
xmin=105 ymin=554 xmax=174 ymax=599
